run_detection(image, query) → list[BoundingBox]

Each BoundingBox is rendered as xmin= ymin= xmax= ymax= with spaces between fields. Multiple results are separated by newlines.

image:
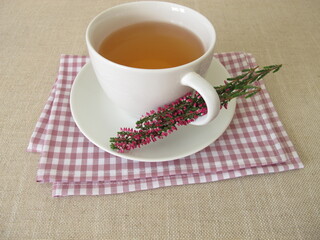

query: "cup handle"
xmin=181 ymin=72 xmax=220 ymax=126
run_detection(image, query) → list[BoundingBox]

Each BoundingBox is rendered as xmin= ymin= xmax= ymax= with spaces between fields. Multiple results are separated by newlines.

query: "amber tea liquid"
xmin=98 ymin=21 xmax=205 ymax=69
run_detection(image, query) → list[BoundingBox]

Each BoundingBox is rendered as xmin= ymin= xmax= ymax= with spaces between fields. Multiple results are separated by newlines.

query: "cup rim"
xmin=86 ymin=1 xmax=216 ymax=72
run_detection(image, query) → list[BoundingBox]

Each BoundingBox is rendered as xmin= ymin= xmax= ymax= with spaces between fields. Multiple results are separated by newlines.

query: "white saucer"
xmin=70 ymin=58 xmax=236 ymax=162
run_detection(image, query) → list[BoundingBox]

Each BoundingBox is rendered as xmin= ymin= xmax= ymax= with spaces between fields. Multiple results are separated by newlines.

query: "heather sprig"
xmin=109 ymin=92 xmax=206 ymax=152
xmin=217 ymin=64 xmax=282 ymax=108
xmin=110 ymin=64 xmax=282 ymax=152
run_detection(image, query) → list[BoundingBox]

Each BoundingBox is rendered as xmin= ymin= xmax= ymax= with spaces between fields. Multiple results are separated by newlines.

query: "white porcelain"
xmin=86 ymin=1 xmax=220 ymax=125
xmin=70 ymin=58 xmax=236 ymax=162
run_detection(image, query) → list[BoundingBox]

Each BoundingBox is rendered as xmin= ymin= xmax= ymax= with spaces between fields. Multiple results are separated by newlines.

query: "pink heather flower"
xmin=110 ymin=90 xmax=211 ymax=152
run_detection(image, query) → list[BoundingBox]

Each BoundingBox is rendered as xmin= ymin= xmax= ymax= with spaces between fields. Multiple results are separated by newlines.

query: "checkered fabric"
xmin=27 ymin=52 xmax=303 ymax=197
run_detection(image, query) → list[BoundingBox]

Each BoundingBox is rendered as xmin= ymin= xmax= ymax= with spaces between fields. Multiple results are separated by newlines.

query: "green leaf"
xmin=273 ymin=64 xmax=282 ymax=73
xmin=245 ymin=92 xmax=258 ymax=98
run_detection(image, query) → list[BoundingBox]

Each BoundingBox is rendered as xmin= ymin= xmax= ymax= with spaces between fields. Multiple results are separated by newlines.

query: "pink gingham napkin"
xmin=27 ymin=52 xmax=303 ymax=197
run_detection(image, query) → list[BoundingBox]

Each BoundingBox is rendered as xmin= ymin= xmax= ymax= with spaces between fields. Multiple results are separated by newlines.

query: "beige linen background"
xmin=1 ymin=0 xmax=319 ymax=239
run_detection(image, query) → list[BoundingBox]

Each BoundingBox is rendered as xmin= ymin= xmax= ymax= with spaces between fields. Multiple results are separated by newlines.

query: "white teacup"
xmin=86 ymin=1 xmax=220 ymax=125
